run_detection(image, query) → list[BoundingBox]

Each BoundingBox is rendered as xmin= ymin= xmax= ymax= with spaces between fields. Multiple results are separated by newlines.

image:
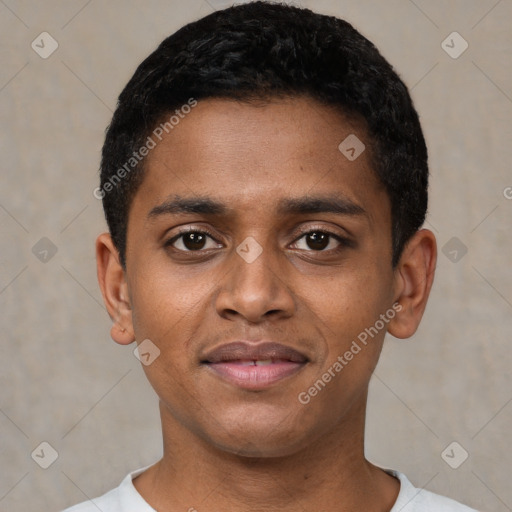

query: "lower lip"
xmin=205 ymin=361 xmax=306 ymax=390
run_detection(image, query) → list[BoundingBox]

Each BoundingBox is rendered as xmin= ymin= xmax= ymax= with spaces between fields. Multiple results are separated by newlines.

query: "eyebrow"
xmin=278 ymin=195 xmax=365 ymax=216
xmin=147 ymin=194 xmax=366 ymax=219
xmin=148 ymin=196 xmax=228 ymax=218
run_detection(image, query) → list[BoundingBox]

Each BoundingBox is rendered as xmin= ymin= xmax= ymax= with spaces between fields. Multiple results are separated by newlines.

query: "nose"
xmin=214 ymin=240 xmax=296 ymax=324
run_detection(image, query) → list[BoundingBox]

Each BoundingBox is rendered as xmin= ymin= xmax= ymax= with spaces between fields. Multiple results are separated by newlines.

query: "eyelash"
xmin=164 ymin=225 xmax=351 ymax=254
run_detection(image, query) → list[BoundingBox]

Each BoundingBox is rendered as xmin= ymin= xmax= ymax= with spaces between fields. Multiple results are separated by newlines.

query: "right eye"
xmin=164 ymin=229 xmax=223 ymax=252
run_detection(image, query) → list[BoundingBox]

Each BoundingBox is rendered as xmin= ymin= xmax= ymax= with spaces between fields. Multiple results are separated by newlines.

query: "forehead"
xmin=131 ymin=96 xmax=388 ymax=226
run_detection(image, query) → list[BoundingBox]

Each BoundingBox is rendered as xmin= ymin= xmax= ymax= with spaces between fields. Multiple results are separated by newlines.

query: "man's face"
xmin=124 ymin=96 xmax=398 ymax=457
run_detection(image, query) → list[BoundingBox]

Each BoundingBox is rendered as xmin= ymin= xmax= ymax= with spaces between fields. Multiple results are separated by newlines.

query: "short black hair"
xmin=99 ymin=0 xmax=428 ymax=268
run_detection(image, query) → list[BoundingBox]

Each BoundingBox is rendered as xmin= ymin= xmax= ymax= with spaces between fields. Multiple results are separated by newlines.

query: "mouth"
xmin=201 ymin=341 xmax=309 ymax=390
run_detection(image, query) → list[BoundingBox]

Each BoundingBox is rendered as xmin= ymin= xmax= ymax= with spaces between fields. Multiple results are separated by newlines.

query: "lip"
xmin=202 ymin=341 xmax=309 ymax=390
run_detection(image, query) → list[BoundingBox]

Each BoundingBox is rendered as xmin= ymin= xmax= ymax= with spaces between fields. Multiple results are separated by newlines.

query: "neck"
xmin=133 ymin=396 xmax=400 ymax=512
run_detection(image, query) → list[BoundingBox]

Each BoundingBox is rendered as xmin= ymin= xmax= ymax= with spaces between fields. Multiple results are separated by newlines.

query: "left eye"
xmin=292 ymin=231 xmax=344 ymax=251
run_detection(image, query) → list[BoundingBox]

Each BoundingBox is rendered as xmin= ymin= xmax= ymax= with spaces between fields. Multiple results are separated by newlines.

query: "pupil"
xmin=308 ymin=232 xmax=328 ymax=250
xmin=184 ymin=232 xmax=205 ymax=250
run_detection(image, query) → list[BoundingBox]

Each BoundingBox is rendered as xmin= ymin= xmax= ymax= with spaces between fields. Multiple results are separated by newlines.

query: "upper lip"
xmin=202 ymin=341 xmax=309 ymax=364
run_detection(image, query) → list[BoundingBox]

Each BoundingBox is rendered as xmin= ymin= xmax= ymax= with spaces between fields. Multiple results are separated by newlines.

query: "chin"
xmin=203 ymin=413 xmax=316 ymax=459
xmin=213 ymin=434 xmax=307 ymax=459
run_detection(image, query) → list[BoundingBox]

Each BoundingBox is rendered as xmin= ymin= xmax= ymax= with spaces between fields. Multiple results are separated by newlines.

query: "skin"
xmin=96 ymin=96 xmax=437 ymax=512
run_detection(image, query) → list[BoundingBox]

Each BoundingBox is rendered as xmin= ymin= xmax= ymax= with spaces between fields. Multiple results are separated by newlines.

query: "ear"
xmin=387 ymin=229 xmax=437 ymax=339
xmin=96 ymin=232 xmax=135 ymax=345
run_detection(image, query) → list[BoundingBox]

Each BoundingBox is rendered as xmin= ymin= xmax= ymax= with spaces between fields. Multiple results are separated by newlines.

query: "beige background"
xmin=1 ymin=1 xmax=511 ymax=511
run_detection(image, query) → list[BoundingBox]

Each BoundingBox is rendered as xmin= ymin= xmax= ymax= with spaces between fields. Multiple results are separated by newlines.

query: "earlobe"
xmin=387 ymin=229 xmax=437 ymax=339
xmin=110 ymin=321 xmax=135 ymax=345
xmin=96 ymin=233 xmax=136 ymax=345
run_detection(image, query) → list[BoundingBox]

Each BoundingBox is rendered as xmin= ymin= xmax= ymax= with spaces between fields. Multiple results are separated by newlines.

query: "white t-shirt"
xmin=62 ymin=465 xmax=479 ymax=512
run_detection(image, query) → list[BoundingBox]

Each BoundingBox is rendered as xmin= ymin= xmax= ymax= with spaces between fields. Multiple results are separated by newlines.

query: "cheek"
xmin=305 ymin=264 xmax=391 ymax=335
xmin=300 ymin=262 xmax=393 ymax=389
xmin=129 ymin=260 xmax=207 ymax=338
xmin=129 ymin=270 xmax=202 ymax=407
xmin=128 ymin=264 xmax=212 ymax=396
